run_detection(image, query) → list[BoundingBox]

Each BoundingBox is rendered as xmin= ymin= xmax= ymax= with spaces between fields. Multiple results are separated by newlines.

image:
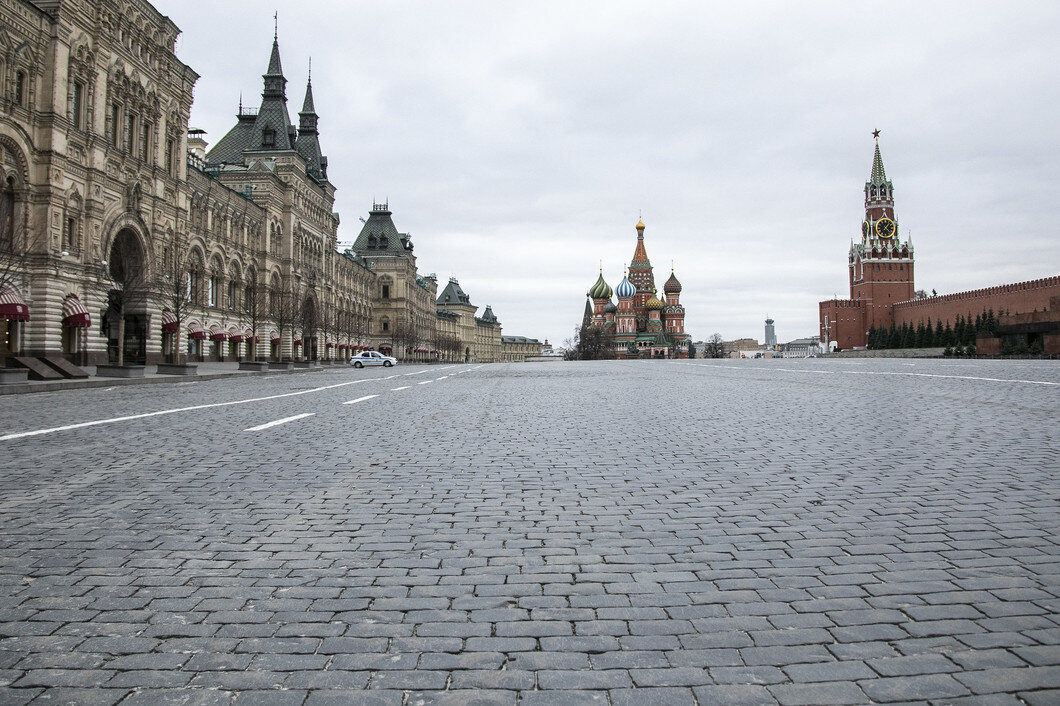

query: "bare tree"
xmin=270 ymin=278 xmax=299 ymax=361
xmin=153 ymin=232 xmax=196 ymax=364
xmin=317 ymin=298 xmax=334 ymax=360
xmin=704 ymin=332 xmax=725 ymax=359
xmin=240 ymin=273 xmax=268 ymax=361
xmin=102 ymin=230 xmax=151 ymax=366
xmin=297 ymin=290 xmax=318 ymax=360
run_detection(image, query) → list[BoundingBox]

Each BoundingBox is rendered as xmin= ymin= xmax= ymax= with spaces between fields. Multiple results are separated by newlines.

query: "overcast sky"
xmin=157 ymin=1 xmax=1060 ymax=346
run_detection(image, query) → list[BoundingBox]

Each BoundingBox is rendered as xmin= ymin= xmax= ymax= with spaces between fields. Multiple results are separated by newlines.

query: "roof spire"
xmin=869 ymin=129 xmax=887 ymax=185
xmin=274 ymin=11 xmax=278 ymax=41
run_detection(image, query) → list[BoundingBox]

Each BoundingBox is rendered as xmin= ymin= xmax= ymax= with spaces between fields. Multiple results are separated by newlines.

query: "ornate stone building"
xmin=0 ymin=0 xmax=197 ymax=366
xmin=194 ymin=32 xmax=375 ymax=363
xmin=435 ymin=277 xmax=502 ymax=362
xmin=584 ymin=219 xmax=690 ymax=358
xmin=348 ymin=202 xmax=437 ymax=361
xmin=0 ymin=1 xmax=526 ymax=372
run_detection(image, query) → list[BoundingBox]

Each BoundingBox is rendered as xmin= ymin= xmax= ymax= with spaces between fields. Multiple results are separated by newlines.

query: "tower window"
xmin=71 ymin=81 xmax=84 ymax=129
xmin=110 ymin=104 xmax=120 ymax=144
xmin=139 ymin=121 xmax=150 ymax=161
xmin=14 ymin=71 xmax=25 ymax=106
xmin=124 ymin=113 xmax=136 ymax=153
xmin=262 ymin=128 xmax=275 ymax=148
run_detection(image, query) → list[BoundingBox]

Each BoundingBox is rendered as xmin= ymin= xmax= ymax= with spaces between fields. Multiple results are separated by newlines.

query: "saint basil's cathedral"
xmin=583 ymin=220 xmax=691 ymax=358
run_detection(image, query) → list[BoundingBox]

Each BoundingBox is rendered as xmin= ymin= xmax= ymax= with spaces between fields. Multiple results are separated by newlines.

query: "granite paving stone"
xmin=0 ymin=359 xmax=1056 ymax=702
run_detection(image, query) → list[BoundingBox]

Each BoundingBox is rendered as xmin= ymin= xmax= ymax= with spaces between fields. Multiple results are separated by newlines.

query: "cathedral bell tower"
xmin=848 ymin=131 xmax=915 ymax=333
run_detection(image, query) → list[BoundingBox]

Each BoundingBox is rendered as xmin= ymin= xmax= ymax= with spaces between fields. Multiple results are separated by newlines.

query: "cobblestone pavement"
xmin=0 ymin=358 xmax=1057 ymax=705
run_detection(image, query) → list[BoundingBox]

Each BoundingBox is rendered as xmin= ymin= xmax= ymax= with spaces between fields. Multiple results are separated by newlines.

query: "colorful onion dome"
xmin=645 ymin=290 xmax=664 ymax=310
xmin=663 ymin=270 xmax=682 ymax=294
xmin=615 ymin=274 xmax=636 ymax=299
xmin=603 ymin=299 xmax=617 ymax=314
xmin=636 ymin=218 xmax=645 ymax=230
xmin=588 ymin=271 xmax=612 ymax=300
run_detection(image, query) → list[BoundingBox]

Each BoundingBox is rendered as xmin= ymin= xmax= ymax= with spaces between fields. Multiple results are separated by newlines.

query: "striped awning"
xmin=61 ymin=296 xmax=90 ymax=328
xmin=228 ymin=326 xmax=243 ymax=343
xmin=293 ymin=338 xmax=302 ymax=345
xmin=325 ymin=341 xmax=334 ymax=348
xmin=209 ymin=324 xmax=226 ymax=341
xmin=245 ymin=329 xmax=258 ymax=343
xmin=0 ymin=288 xmax=29 ymax=322
xmin=188 ymin=321 xmax=207 ymax=340
xmin=161 ymin=309 xmax=179 ymax=333
xmin=270 ymin=330 xmax=280 ymax=344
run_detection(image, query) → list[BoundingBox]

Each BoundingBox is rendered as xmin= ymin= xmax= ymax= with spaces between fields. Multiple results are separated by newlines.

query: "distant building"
xmin=501 ymin=335 xmax=543 ymax=362
xmin=778 ymin=337 xmax=823 ymax=358
xmin=765 ymin=318 xmax=777 ymax=347
xmin=435 ymin=277 xmax=502 ymax=362
xmin=722 ymin=338 xmax=758 ymax=357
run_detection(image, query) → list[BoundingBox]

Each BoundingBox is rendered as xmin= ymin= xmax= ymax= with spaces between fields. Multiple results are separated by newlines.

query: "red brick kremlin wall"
xmin=893 ymin=276 xmax=1060 ymax=328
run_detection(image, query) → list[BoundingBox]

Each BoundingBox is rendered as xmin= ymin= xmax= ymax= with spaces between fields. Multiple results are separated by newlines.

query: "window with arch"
xmin=71 ymin=81 xmax=84 ymax=130
xmin=14 ymin=69 xmax=24 ymax=106
xmin=0 ymin=176 xmax=15 ymax=251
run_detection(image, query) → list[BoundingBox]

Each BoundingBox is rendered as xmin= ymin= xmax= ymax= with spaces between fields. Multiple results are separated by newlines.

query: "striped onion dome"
xmin=615 ymin=274 xmax=636 ymax=299
xmin=663 ymin=270 xmax=682 ymax=294
xmin=588 ymin=271 xmax=612 ymax=300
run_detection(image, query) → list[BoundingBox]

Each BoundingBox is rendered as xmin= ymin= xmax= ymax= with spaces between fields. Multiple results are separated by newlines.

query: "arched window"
xmin=0 ymin=177 xmax=14 ymax=251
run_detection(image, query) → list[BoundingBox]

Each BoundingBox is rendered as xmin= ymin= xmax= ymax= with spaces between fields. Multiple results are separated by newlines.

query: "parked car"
xmin=350 ymin=350 xmax=397 ymax=368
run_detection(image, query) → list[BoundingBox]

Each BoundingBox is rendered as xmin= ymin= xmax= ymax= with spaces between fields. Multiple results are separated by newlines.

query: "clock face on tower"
xmin=875 ymin=217 xmax=896 ymax=239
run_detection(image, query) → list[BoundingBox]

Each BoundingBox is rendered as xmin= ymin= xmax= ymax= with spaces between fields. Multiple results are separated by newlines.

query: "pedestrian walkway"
xmin=0 ymin=361 xmax=349 ymax=396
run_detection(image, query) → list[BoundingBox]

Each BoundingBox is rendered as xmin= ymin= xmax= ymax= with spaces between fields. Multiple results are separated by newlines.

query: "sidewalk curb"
xmin=0 ymin=365 xmax=330 ymax=396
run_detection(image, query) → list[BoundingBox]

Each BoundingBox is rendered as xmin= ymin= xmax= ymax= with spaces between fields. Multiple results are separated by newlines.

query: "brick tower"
xmin=851 ymin=131 xmax=915 ymax=332
xmin=821 ymin=132 xmax=915 ymax=348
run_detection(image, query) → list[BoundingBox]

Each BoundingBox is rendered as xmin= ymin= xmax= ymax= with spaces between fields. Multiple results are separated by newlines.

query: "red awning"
xmin=161 ymin=309 xmax=178 ymax=333
xmin=0 ymin=288 xmax=29 ymax=322
xmin=325 ymin=342 xmax=334 ymax=348
xmin=61 ymin=296 xmax=91 ymax=328
xmin=293 ymin=338 xmax=302 ymax=345
xmin=270 ymin=330 xmax=280 ymax=344
xmin=209 ymin=324 xmax=226 ymax=341
xmin=244 ymin=329 xmax=258 ymax=343
xmin=188 ymin=321 xmax=207 ymax=340
xmin=228 ymin=326 xmax=243 ymax=343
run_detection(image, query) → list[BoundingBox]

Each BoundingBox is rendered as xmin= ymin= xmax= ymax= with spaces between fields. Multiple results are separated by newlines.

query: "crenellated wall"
xmin=893 ymin=276 xmax=1060 ymax=328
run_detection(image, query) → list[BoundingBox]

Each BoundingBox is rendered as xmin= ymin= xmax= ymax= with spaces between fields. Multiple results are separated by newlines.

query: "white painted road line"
xmin=0 ymin=377 xmax=375 ymax=442
xmin=403 ymin=370 xmax=429 ymax=376
xmin=693 ymin=363 xmax=1057 ymax=386
xmin=435 ymin=376 xmax=449 ymax=381
xmin=244 ymin=413 xmax=315 ymax=432
xmin=343 ymin=395 xmax=378 ymax=405
xmin=391 ymin=386 xmax=410 ymax=391
xmin=417 ymin=380 xmax=433 ymax=385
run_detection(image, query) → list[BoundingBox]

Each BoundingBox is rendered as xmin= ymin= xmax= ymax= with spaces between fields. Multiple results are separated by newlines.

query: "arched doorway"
xmin=102 ymin=228 xmax=148 ymax=365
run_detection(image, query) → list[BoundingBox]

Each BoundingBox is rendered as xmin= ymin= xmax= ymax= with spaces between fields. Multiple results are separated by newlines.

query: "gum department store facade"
xmin=0 ymin=0 xmax=521 ymax=371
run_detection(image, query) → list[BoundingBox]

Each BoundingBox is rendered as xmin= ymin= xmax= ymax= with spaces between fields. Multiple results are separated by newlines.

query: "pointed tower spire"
xmin=263 ymin=20 xmax=287 ymax=100
xmin=869 ymin=129 xmax=887 ymax=185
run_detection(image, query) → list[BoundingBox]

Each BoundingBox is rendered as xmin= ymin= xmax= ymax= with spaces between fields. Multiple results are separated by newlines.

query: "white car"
xmin=350 ymin=350 xmax=397 ymax=368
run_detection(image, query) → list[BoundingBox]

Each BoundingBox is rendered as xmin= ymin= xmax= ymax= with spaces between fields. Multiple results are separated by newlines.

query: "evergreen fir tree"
xmin=888 ymin=322 xmax=900 ymax=349
xmin=925 ymin=318 xmax=935 ymax=347
xmin=915 ymin=322 xmax=927 ymax=348
xmin=943 ymin=321 xmax=954 ymax=346
xmin=902 ymin=322 xmax=916 ymax=348
xmin=935 ymin=319 xmax=944 ymax=345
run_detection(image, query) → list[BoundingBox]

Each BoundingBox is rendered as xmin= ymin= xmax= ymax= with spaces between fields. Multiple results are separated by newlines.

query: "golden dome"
xmin=645 ymin=291 xmax=664 ymax=310
xmin=636 ymin=218 xmax=645 ymax=230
